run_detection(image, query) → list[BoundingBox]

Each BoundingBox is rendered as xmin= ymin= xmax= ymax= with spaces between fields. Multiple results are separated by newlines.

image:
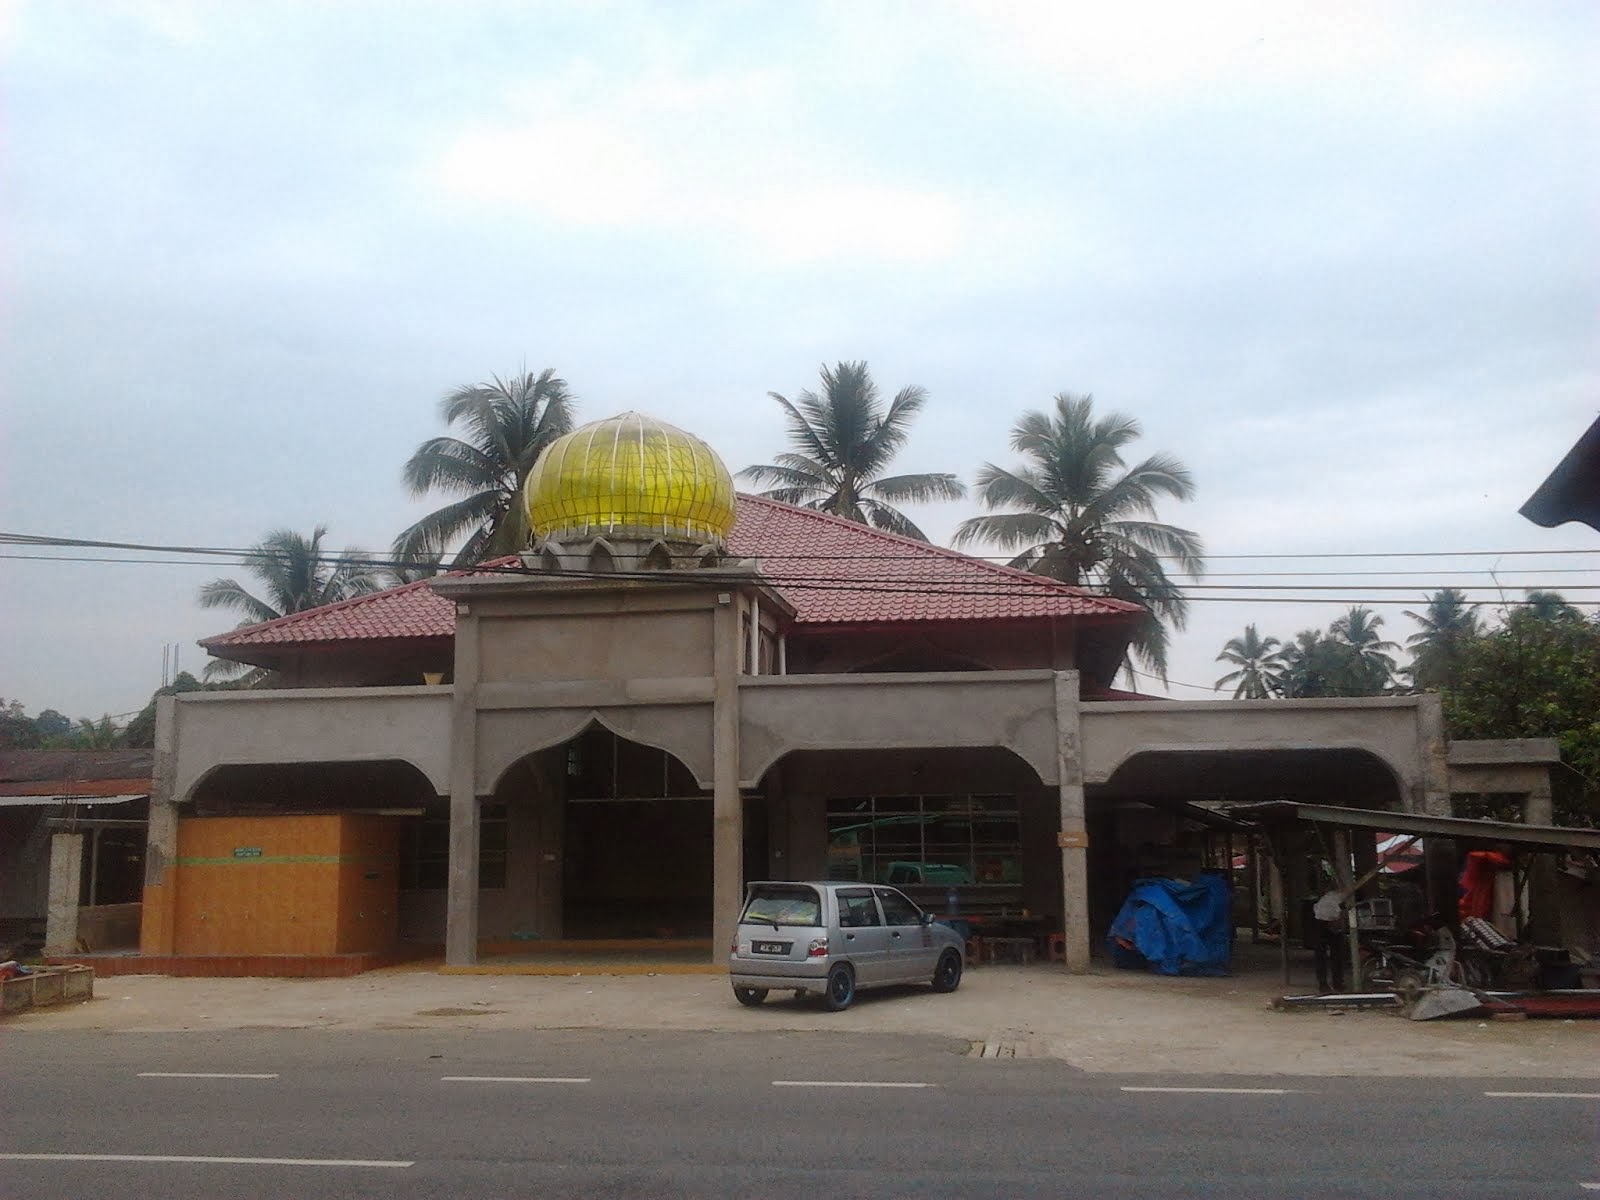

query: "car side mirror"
xmin=920 ymin=912 xmax=934 ymax=926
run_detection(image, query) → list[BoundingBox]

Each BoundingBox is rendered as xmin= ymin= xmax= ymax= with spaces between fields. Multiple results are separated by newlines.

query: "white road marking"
xmin=0 ymin=1153 xmax=410 ymax=1168
xmin=440 ymin=1076 xmax=590 ymax=1084
xmin=772 ymin=1081 xmax=934 ymax=1089
xmin=1120 ymin=1086 xmax=1299 ymax=1095
xmin=1579 ymin=1183 xmax=1600 ymax=1191
xmin=1483 ymin=1091 xmax=1600 ymax=1100
xmin=137 ymin=1072 xmax=279 ymax=1080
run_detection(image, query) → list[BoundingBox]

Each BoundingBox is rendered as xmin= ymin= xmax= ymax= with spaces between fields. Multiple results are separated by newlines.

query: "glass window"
xmin=823 ymin=793 xmax=1022 ymax=892
xmin=875 ymin=888 xmax=922 ymax=926
xmin=837 ymin=889 xmax=881 ymax=927
xmin=741 ymin=884 xmax=821 ymax=927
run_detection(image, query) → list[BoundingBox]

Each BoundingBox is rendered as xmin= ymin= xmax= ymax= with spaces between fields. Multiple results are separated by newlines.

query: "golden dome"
xmin=525 ymin=412 xmax=737 ymax=545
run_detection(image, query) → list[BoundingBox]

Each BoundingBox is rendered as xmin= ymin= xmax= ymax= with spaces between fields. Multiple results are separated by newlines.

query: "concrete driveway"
xmin=10 ymin=954 xmax=1598 ymax=1079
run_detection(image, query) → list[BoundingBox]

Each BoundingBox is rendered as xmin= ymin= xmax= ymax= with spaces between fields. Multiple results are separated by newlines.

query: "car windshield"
xmin=741 ymin=885 xmax=822 ymax=927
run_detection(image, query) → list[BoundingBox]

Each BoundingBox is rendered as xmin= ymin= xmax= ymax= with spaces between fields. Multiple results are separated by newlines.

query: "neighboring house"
xmin=136 ymin=413 xmax=1558 ymax=973
xmin=0 ymin=750 xmax=150 ymax=956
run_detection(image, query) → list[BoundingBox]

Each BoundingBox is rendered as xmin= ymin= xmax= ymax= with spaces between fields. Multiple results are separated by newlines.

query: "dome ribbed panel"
xmin=525 ymin=412 xmax=737 ymax=543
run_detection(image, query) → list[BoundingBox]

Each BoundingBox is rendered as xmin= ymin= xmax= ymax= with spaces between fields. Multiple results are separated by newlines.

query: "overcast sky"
xmin=2 ymin=0 xmax=1596 ymax=720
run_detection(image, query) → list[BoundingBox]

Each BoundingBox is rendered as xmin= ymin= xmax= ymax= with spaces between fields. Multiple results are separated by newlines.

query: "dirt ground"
xmin=10 ymin=948 xmax=1598 ymax=1078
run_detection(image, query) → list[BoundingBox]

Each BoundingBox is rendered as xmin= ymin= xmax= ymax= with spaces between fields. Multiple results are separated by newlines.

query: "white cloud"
xmin=426 ymin=64 xmax=969 ymax=265
xmin=435 ymin=117 xmax=666 ymax=226
xmin=737 ymin=185 xmax=964 ymax=265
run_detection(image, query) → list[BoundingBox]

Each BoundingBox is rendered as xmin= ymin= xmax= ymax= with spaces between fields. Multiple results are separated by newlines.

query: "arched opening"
xmin=586 ymin=541 xmax=617 ymax=573
xmin=757 ymin=746 xmax=1051 ymax=922
xmin=1090 ymin=748 xmax=1410 ymax=964
xmin=175 ymin=759 xmax=442 ymax=956
xmin=641 ymin=541 xmax=674 ymax=571
xmin=487 ymin=725 xmax=715 ymax=942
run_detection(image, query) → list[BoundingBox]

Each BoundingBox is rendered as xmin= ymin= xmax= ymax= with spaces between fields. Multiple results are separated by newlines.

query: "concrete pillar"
xmin=140 ymin=693 xmax=180 ymax=956
xmin=44 ymin=832 xmax=84 ymax=955
xmin=445 ymin=608 xmax=482 ymax=965
xmin=1054 ymin=671 xmax=1090 ymax=973
xmin=1415 ymin=694 xmax=1459 ymax=920
xmin=1523 ymin=775 xmax=1559 ymax=944
xmin=711 ymin=594 xmax=744 ymax=960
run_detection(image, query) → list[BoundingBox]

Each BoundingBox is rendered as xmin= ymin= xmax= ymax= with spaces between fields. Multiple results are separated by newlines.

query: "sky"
xmin=1 ymin=0 xmax=1596 ymax=721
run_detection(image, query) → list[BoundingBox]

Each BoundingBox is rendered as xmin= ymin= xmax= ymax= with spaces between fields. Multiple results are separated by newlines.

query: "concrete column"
xmin=140 ymin=693 xmax=180 ymax=956
xmin=44 ymin=833 xmax=84 ymax=955
xmin=711 ymin=594 xmax=744 ymax=961
xmin=445 ymin=608 xmax=482 ymax=965
xmin=1523 ymin=775 xmax=1559 ymax=944
xmin=1415 ymin=694 xmax=1459 ymax=920
xmin=1053 ymin=671 xmax=1090 ymax=973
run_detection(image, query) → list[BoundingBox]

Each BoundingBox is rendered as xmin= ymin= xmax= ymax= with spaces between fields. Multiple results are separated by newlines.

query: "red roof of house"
xmin=201 ymin=495 xmax=1141 ymax=651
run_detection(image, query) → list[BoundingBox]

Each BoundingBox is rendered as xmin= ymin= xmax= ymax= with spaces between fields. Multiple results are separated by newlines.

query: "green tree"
xmin=67 ymin=715 xmax=123 ymax=749
xmin=394 ymin=368 xmax=575 ymax=568
xmin=124 ymin=671 xmax=210 ymax=749
xmin=1523 ymin=589 xmax=1581 ymax=622
xmin=0 ymin=699 xmax=41 ymax=749
xmin=198 ymin=527 xmax=379 ymax=683
xmin=33 ymin=708 xmax=72 ymax=741
xmin=953 ymin=393 xmax=1204 ymax=682
xmin=1443 ymin=607 xmax=1600 ymax=826
xmin=1402 ymin=588 xmax=1481 ymax=690
xmin=1329 ymin=605 xmax=1398 ymax=694
xmin=1213 ymin=624 xmax=1285 ymax=698
xmin=738 ymin=360 xmax=965 ymax=541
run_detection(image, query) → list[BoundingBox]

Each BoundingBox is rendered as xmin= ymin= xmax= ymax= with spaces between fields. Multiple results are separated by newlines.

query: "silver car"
xmin=729 ymin=880 xmax=966 ymax=1011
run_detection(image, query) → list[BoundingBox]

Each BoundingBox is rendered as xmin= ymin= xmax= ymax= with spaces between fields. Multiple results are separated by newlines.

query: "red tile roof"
xmin=201 ymin=495 xmax=1140 ymax=651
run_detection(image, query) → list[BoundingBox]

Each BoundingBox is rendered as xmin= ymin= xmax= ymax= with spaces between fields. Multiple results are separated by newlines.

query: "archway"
xmin=489 ymin=725 xmax=715 ymax=941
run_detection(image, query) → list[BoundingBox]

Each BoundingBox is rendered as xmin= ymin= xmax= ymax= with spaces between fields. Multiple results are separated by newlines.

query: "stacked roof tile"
xmin=201 ymin=495 xmax=1140 ymax=651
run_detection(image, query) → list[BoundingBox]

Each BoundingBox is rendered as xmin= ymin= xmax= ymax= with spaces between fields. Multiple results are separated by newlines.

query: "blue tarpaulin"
xmin=1106 ymin=873 xmax=1233 ymax=976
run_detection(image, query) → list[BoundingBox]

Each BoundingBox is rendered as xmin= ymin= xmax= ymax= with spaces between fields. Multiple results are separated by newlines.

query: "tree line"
xmin=1213 ymin=593 xmax=1600 ymax=825
xmin=198 ymin=361 xmax=1205 ymax=683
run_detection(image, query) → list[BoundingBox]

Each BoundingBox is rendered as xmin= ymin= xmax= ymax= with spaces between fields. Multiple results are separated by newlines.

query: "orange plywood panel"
xmin=173 ymin=815 xmax=358 ymax=956
xmin=335 ymin=816 xmax=400 ymax=953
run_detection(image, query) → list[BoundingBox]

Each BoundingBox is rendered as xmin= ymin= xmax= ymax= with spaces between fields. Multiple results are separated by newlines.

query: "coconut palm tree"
xmin=952 ymin=393 xmax=1204 ymax=682
xmin=738 ymin=361 xmax=965 ymax=541
xmin=1524 ymin=590 xmax=1581 ymax=622
xmin=1402 ymin=588 xmax=1480 ymax=690
xmin=198 ymin=526 xmax=379 ymax=682
xmin=394 ymin=368 xmax=575 ymax=568
xmin=1213 ymin=624 xmax=1285 ymax=699
xmin=1329 ymin=605 xmax=1399 ymax=693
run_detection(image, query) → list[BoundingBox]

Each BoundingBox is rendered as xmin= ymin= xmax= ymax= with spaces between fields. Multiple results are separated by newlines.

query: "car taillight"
xmin=807 ymin=937 xmax=828 ymax=958
xmin=730 ymin=940 xmax=739 ymax=954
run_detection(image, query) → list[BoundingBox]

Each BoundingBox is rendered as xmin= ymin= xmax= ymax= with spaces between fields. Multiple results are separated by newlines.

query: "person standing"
xmin=1311 ymin=887 xmax=1348 ymax=993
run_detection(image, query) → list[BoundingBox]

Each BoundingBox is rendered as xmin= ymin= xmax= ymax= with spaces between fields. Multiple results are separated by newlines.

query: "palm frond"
xmin=952 ymin=511 xmax=1061 ymax=551
xmin=196 ymin=579 xmax=281 ymax=625
xmin=864 ymin=472 xmax=966 ymax=503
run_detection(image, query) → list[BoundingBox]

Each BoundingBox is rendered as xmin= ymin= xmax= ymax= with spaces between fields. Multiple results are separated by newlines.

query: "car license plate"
xmin=752 ymin=940 xmax=789 ymax=955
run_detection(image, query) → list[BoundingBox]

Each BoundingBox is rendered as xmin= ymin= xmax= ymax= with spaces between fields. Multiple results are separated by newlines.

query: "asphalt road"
xmin=2 ymin=1028 xmax=1597 ymax=1198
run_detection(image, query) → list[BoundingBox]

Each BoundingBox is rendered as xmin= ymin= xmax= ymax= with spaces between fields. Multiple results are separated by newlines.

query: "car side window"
xmin=875 ymin=888 xmax=920 ymax=926
xmin=837 ymin=890 xmax=881 ymax=928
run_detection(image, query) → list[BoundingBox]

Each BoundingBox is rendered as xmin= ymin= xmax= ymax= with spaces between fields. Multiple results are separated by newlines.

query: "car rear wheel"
xmin=822 ymin=963 xmax=855 ymax=1012
xmin=733 ymin=986 xmax=769 ymax=1007
xmin=932 ymin=949 xmax=963 ymax=993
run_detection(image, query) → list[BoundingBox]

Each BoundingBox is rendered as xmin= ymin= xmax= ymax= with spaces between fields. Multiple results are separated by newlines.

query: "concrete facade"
xmin=133 ymin=559 xmax=1552 ymax=975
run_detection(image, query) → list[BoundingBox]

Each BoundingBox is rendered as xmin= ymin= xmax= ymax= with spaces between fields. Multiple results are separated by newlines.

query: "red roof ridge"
xmin=199 ymin=556 xmax=519 ymax=647
xmin=733 ymin=494 xmax=1143 ymax=611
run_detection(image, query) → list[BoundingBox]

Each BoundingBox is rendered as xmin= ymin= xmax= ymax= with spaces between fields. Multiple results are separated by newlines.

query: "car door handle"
xmin=845 ymin=933 xmax=855 ymax=941
xmin=891 ymin=931 xmax=902 ymax=939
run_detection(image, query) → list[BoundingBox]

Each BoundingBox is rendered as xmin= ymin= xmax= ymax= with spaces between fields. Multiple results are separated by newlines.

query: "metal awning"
xmin=1225 ymin=801 xmax=1600 ymax=853
xmin=0 ymin=793 xmax=148 ymax=808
